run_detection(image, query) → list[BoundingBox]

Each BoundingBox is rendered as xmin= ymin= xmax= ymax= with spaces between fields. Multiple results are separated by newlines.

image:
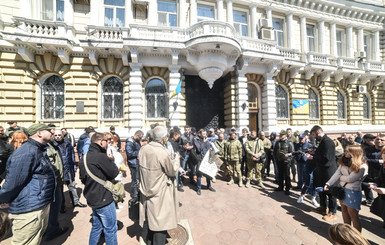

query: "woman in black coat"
xmin=369 ymin=147 xmax=385 ymax=228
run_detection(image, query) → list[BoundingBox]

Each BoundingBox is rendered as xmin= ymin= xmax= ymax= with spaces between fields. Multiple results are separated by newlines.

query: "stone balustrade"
xmin=337 ymin=57 xmax=358 ymax=68
xmin=307 ymin=52 xmax=331 ymax=65
xmin=367 ymin=61 xmax=384 ymax=71
xmin=129 ymin=24 xmax=185 ymax=41
xmin=277 ymin=47 xmax=301 ymax=60
xmin=13 ymin=16 xmax=73 ymax=38
xmin=241 ymin=37 xmax=277 ymax=53
xmin=87 ymin=25 xmax=128 ymax=40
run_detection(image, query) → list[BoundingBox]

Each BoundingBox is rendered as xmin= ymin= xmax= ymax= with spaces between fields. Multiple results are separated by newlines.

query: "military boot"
xmin=238 ymin=174 xmax=243 ymax=187
xmin=227 ymin=177 xmax=234 ymax=185
xmin=257 ymin=180 xmax=265 ymax=188
xmin=245 ymin=179 xmax=251 ymax=188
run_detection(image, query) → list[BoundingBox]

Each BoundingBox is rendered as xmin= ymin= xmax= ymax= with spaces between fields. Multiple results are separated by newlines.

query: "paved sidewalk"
xmin=1 ymin=172 xmax=385 ymax=244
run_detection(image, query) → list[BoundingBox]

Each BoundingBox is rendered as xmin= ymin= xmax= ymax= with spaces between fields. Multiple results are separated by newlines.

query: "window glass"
xmin=56 ymin=0 xmax=64 ymax=21
xmin=336 ymin=30 xmax=345 ymax=56
xmin=42 ymin=0 xmax=54 ymax=20
xmin=116 ymin=8 xmax=125 ymax=27
xmin=276 ymin=85 xmax=288 ymax=118
xmin=197 ymin=4 xmax=214 ymax=22
xmin=233 ymin=11 xmax=248 ymax=36
xmin=104 ymin=8 xmax=114 ymax=27
xmin=306 ymin=24 xmax=315 ymax=52
xmin=102 ymin=77 xmax=123 ymax=119
xmin=157 ymin=0 xmax=177 ymax=27
xmin=309 ymin=88 xmax=319 ymax=119
xmin=105 ymin=0 xmax=125 ymax=6
xmin=273 ymin=18 xmax=284 ymax=46
xmin=337 ymin=90 xmax=346 ymax=119
xmin=104 ymin=0 xmax=125 ymax=27
xmin=364 ymin=34 xmax=371 ymax=59
xmin=145 ymin=78 xmax=167 ymax=118
xmin=42 ymin=75 xmax=65 ymax=119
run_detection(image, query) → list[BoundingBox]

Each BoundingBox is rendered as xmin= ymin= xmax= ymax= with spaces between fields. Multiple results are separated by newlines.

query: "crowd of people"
xmin=0 ymin=121 xmax=385 ymax=244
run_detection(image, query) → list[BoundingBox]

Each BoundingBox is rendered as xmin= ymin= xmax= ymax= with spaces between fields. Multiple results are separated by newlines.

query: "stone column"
xmin=373 ymin=30 xmax=380 ymax=61
xmin=346 ymin=26 xmax=354 ymax=57
xmin=300 ymin=16 xmax=307 ymax=53
xmin=190 ymin=0 xmax=197 ymax=25
xmin=90 ymin=0 xmax=99 ymax=25
xmin=179 ymin=0 xmax=186 ymax=28
xmin=226 ymin=0 xmax=233 ymax=25
xmin=128 ymin=63 xmax=144 ymax=131
xmin=168 ymin=66 xmax=183 ymax=127
xmin=126 ymin=0 xmax=133 ymax=26
xmin=217 ymin=0 xmax=224 ymax=21
xmin=262 ymin=73 xmax=277 ymax=133
xmin=148 ymin=0 xmax=157 ymax=26
xmin=266 ymin=7 xmax=272 ymax=27
xmin=357 ymin=28 xmax=364 ymax=52
xmin=64 ymin=0 xmax=74 ymax=25
xmin=318 ymin=20 xmax=324 ymax=53
xmin=286 ymin=13 xmax=293 ymax=48
xmin=330 ymin=22 xmax=337 ymax=56
xmin=237 ymin=73 xmax=249 ymax=130
xmin=250 ymin=4 xmax=257 ymax=39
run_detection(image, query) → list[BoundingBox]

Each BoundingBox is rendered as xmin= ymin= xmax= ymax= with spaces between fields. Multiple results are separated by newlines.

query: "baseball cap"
xmin=209 ymin=128 xmax=214 ymax=132
xmin=298 ymin=133 xmax=307 ymax=139
xmin=230 ymin=127 xmax=236 ymax=131
xmin=279 ymin=130 xmax=287 ymax=135
xmin=110 ymin=126 xmax=115 ymax=130
xmin=7 ymin=121 xmax=16 ymax=124
xmin=363 ymin=134 xmax=376 ymax=140
xmin=28 ymin=123 xmax=55 ymax=136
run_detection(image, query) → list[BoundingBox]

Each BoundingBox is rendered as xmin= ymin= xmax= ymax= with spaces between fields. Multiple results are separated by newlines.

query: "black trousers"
xmin=277 ymin=161 xmax=291 ymax=190
xmin=146 ymin=230 xmax=167 ymax=245
xmin=319 ymin=191 xmax=337 ymax=214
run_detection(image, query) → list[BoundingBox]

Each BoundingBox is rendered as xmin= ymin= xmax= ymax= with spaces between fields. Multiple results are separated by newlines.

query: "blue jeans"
xmin=129 ymin=166 xmax=138 ymax=198
xmin=46 ymin=186 xmax=62 ymax=237
xmin=89 ymin=201 xmax=117 ymax=245
xmin=297 ymin=161 xmax=306 ymax=188
xmin=300 ymin=163 xmax=316 ymax=197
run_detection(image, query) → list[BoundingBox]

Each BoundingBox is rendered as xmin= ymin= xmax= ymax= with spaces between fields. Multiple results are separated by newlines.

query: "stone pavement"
xmin=2 ymin=171 xmax=385 ymax=245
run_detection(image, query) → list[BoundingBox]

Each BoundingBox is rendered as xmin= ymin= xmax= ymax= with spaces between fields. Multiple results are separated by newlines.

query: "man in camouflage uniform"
xmin=215 ymin=132 xmax=228 ymax=179
xmin=245 ymin=130 xmax=265 ymax=188
xmin=287 ymin=128 xmax=298 ymax=182
xmin=259 ymin=131 xmax=272 ymax=179
xmin=224 ymin=132 xmax=243 ymax=187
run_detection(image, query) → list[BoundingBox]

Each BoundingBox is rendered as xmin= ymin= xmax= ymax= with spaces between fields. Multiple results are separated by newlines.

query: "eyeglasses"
xmin=107 ymin=138 xmax=112 ymax=141
xmin=54 ymin=134 xmax=62 ymax=136
xmin=44 ymin=129 xmax=53 ymax=134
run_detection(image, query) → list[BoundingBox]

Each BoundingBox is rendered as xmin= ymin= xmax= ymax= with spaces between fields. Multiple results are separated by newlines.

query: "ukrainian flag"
xmin=293 ymin=100 xmax=309 ymax=114
xmin=170 ymin=70 xmax=183 ymax=99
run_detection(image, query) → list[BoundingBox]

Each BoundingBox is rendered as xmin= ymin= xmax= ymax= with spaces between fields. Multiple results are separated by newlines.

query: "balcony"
xmin=336 ymin=57 xmax=358 ymax=69
xmin=306 ymin=52 xmax=332 ymax=65
xmin=87 ymin=25 xmax=129 ymax=41
xmin=277 ymin=47 xmax=301 ymax=61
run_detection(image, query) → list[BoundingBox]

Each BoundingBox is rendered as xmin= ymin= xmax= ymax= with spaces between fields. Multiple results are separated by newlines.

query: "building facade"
xmin=0 ymin=0 xmax=385 ymax=137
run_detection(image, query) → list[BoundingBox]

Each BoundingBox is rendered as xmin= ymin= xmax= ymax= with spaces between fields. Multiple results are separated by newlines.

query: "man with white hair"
xmin=138 ymin=126 xmax=180 ymax=244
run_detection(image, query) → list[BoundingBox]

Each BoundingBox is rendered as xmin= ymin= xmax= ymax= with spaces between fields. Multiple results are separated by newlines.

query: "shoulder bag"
xmin=329 ymin=182 xmax=347 ymax=200
xmin=83 ymin=153 xmax=126 ymax=203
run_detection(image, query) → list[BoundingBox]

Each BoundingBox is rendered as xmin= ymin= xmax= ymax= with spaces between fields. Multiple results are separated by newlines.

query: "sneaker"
xmin=297 ymin=196 xmax=304 ymax=204
xmin=227 ymin=179 xmax=234 ymax=185
xmin=311 ymin=198 xmax=320 ymax=208
xmin=257 ymin=181 xmax=265 ymax=188
xmin=178 ymin=186 xmax=184 ymax=192
xmin=197 ymin=189 xmax=201 ymax=195
xmin=118 ymin=204 xmax=124 ymax=209
xmin=208 ymin=186 xmax=216 ymax=192
xmin=322 ymin=213 xmax=337 ymax=221
xmin=116 ymin=209 xmax=121 ymax=213
xmin=211 ymin=177 xmax=216 ymax=183
xmin=361 ymin=200 xmax=373 ymax=206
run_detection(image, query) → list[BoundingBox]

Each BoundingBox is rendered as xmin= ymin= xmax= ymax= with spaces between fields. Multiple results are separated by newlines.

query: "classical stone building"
xmin=0 ymin=0 xmax=385 ymax=137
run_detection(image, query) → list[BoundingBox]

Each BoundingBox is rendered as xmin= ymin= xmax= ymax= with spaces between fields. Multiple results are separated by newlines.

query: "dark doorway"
xmin=185 ymin=75 xmax=225 ymax=130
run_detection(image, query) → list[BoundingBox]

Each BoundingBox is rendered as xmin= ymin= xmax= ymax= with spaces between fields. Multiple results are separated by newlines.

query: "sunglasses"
xmin=54 ymin=134 xmax=62 ymax=136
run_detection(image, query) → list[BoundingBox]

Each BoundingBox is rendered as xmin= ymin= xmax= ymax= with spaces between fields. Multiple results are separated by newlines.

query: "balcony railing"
xmin=87 ymin=25 xmax=128 ymax=40
xmin=241 ymin=37 xmax=278 ymax=53
xmin=367 ymin=61 xmax=384 ymax=71
xmin=277 ymin=47 xmax=301 ymax=61
xmin=13 ymin=17 xmax=73 ymax=39
xmin=337 ymin=57 xmax=358 ymax=69
xmin=187 ymin=21 xmax=237 ymax=40
xmin=306 ymin=52 xmax=332 ymax=65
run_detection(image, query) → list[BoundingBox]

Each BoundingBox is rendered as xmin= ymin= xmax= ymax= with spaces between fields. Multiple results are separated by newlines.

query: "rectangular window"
xmin=104 ymin=0 xmax=125 ymax=27
xmin=306 ymin=24 xmax=315 ymax=52
xmin=233 ymin=11 xmax=248 ymax=37
xmin=134 ymin=4 xmax=148 ymax=22
xmin=364 ymin=34 xmax=371 ymax=59
xmin=197 ymin=4 xmax=215 ymax=22
xmin=273 ymin=18 xmax=284 ymax=47
xmin=336 ymin=30 xmax=345 ymax=56
xmin=41 ymin=0 xmax=64 ymax=21
xmin=158 ymin=0 xmax=177 ymax=27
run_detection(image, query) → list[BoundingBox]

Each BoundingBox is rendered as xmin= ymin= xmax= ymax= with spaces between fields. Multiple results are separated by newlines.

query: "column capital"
xmin=168 ymin=65 xmax=181 ymax=73
xmin=130 ymin=63 xmax=143 ymax=72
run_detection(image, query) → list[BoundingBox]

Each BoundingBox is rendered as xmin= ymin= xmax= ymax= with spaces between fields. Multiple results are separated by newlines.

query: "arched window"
xmin=337 ymin=90 xmax=346 ymax=120
xmin=102 ymin=77 xmax=123 ymax=119
xmin=276 ymin=85 xmax=288 ymax=118
xmin=145 ymin=78 xmax=167 ymax=118
xmin=363 ymin=94 xmax=371 ymax=120
xmin=41 ymin=75 xmax=64 ymax=119
xmin=309 ymin=88 xmax=319 ymax=119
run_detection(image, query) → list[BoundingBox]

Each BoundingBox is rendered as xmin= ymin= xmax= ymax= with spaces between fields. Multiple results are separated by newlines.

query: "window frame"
xmin=104 ymin=0 xmax=126 ymax=27
xmin=101 ymin=76 xmax=124 ymax=120
xmin=233 ymin=9 xmax=249 ymax=37
xmin=336 ymin=29 xmax=346 ymax=57
xmin=272 ymin=17 xmax=285 ymax=47
xmin=363 ymin=93 xmax=371 ymax=120
xmin=306 ymin=23 xmax=316 ymax=52
xmin=337 ymin=89 xmax=347 ymax=120
xmin=197 ymin=2 xmax=216 ymax=22
xmin=275 ymin=85 xmax=289 ymax=119
xmin=157 ymin=0 xmax=178 ymax=27
xmin=40 ymin=74 xmax=65 ymax=120
xmin=364 ymin=33 xmax=372 ymax=60
xmin=308 ymin=88 xmax=320 ymax=120
xmin=145 ymin=77 xmax=168 ymax=120
xmin=40 ymin=0 xmax=65 ymax=21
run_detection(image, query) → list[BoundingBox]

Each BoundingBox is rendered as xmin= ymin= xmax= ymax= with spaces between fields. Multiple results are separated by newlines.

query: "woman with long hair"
xmin=7 ymin=131 xmax=28 ymax=154
xmin=328 ymin=223 xmax=370 ymax=245
xmin=325 ymin=145 xmax=368 ymax=232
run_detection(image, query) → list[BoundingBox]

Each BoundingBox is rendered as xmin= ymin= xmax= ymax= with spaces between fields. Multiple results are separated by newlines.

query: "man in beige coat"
xmin=138 ymin=126 xmax=180 ymax=245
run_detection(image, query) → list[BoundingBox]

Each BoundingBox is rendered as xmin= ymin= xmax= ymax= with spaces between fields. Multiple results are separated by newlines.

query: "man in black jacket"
xmin=310 ymin=125 xmax=338 ymax=221
xmin=79 ymin=132 xmax=119 ymax=245
xmin=274 ymin=130 xmax=294 ymax=195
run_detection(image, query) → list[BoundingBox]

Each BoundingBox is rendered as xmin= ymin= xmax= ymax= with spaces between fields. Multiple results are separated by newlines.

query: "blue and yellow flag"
xmin=293 ymin=100 xmax=309 ymax=114
xmin=170 ymin=70 xmax=183 ymax=99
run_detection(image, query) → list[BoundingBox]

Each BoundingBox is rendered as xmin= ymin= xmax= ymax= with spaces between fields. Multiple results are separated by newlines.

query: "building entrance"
xmin=185 ymin=75 xmax=225 ymax=130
